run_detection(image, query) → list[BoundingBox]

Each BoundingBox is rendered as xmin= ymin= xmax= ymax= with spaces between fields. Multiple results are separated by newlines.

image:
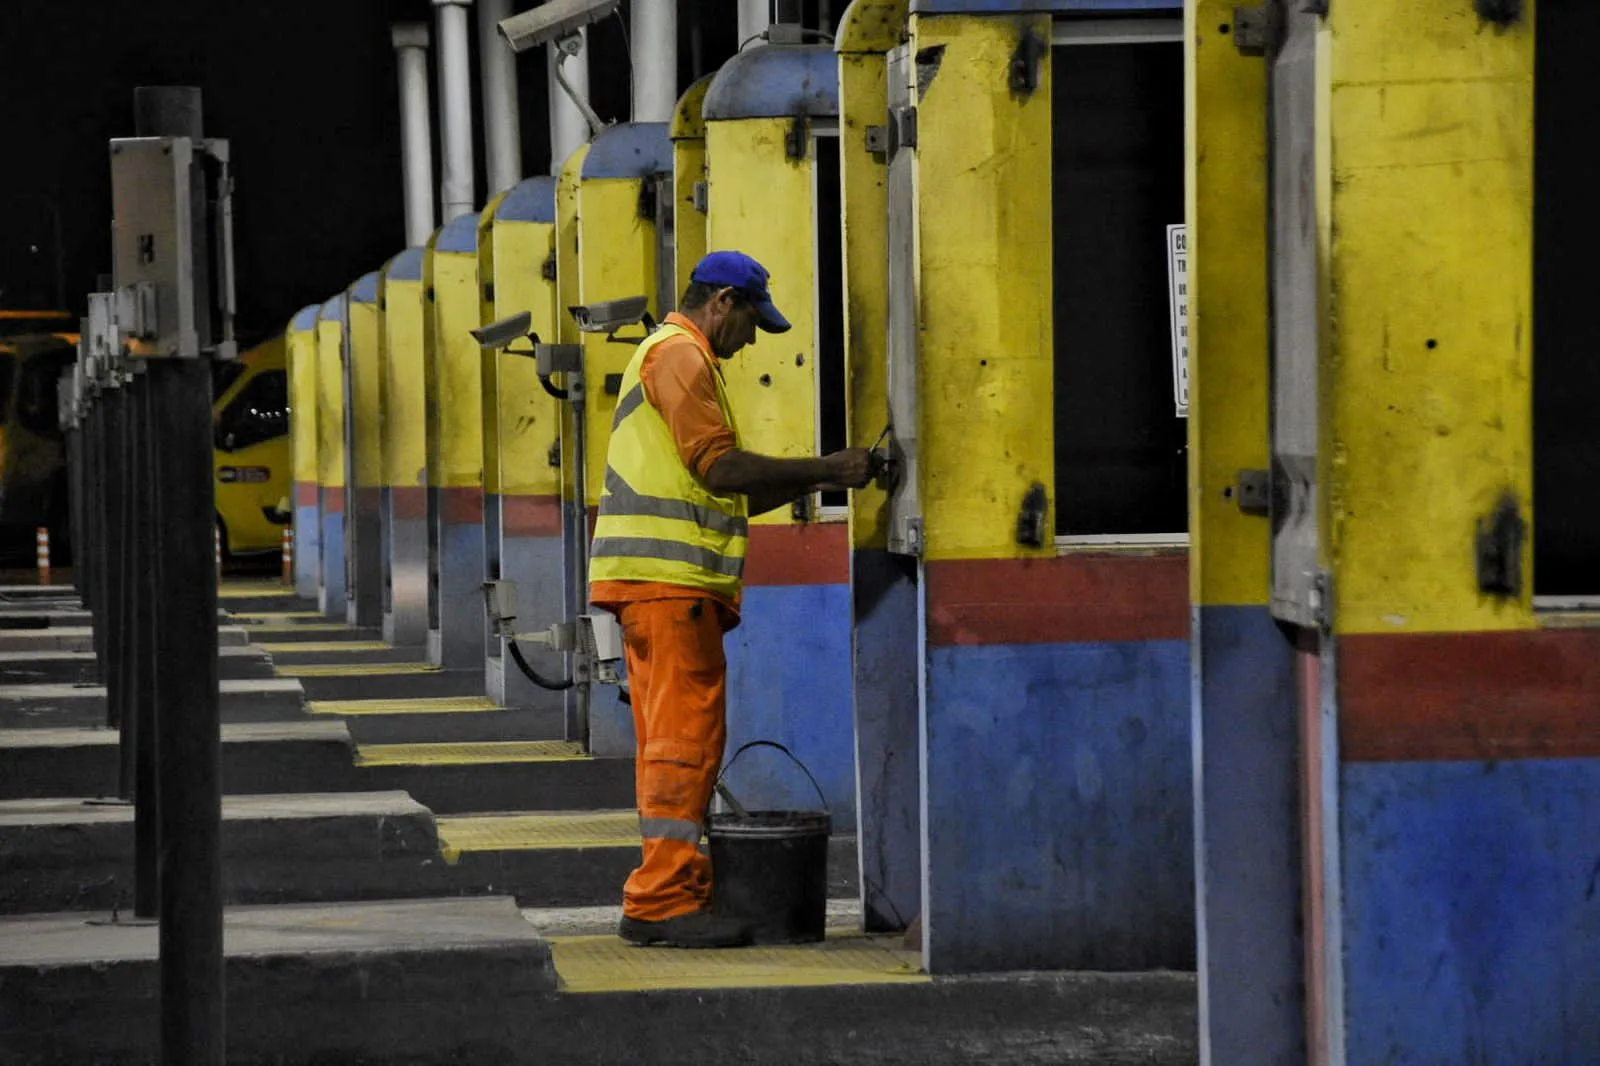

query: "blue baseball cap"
xmin=690 ymin=251 xmax=791 ymax=334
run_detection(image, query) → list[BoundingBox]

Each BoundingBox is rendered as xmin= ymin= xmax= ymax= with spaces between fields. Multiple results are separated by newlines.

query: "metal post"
xmin=547 ymin=30 xmax=591 ymax=175
xmin=103 ymin=377 xmax=132 ymax=797
xmin=434 ymin=0 xmax=477 ymax=221
xmin=631 ymin=0 xmax=677 ymax=123
xmin=150 ymin=357 xmax=222 ymax=1064
xmin=477 ymin=0 xmax=522 ymax=195
xmin=132 ymin=368 xmax=160 ymax=919
xmin=392 ymin=24 xmax=438 ymax=247
xmin=130 ymin=84 xmax=224 ymax=1066
xmin=738 ymin=0 xmax=770 ymax=43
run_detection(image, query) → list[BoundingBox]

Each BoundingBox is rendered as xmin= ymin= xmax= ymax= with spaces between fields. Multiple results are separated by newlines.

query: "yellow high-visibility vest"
xmin=589 ymin=323 xmax=749 ymax=601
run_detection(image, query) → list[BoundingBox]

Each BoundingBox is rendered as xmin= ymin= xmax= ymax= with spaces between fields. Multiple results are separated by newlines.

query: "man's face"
xmin=705 ymin=288 xmax=761 ymax=359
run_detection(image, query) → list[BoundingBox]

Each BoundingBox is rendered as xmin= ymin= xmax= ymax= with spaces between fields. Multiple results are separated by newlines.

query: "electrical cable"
xmin=507 ymin=637 xmax=574 ymax=691
xmin=538 ymin=372 xmax=569 ymax=400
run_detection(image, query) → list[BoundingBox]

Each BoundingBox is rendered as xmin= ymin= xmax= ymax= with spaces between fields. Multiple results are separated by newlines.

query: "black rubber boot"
xmin=618 ymin=910 xmax=754 ymax=949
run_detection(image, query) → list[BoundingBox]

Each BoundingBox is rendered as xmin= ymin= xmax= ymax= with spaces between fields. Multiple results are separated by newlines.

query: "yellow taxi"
xmin=213 ymin=334 xmax=291 ymax=556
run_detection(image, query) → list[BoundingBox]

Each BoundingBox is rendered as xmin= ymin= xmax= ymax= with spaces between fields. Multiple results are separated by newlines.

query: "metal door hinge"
xmin=1009 ymin=28 xmax=1047 ymax=94
xmin=887 ymin=106 xmax=917 ymax=157
xmin=1475 ymin=0 xmax=1522 ymax=25
xmin=785 ymin=116 xmax=810 ymax=161
xmin=1308 ymin=569 xmax=1334 ymax=630
xmin=691 ymin=181 xmax=709 ymax=213
xmin=1236 ymin=469 xmax=1270 ymax=516
xmin=865 ymin=125 xmax=889 ymax=155
xmin=541 ymin=251 xmax=557 ymax=281
xmin=1233 ymin=5 xmax=1281 ymax=55
xmin=1016 ymin=482 xmax=1050 ymax=549
xmin=1476 ymin=492 xmax=1526 ymax=598
xmin=636 ymin=179 xmax=657 ymax=221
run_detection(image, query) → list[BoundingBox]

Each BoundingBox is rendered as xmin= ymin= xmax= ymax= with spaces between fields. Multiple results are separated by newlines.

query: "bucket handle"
xmin=715 ymin=740 xmax=830 ymax=817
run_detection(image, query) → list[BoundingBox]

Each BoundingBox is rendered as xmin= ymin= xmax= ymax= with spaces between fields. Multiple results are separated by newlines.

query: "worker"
xmin=590 ymin=251 xmax=873 ymax=948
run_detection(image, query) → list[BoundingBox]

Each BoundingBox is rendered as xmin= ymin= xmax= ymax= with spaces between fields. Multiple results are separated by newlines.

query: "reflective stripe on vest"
xmin=589 ymin=323 xmax=748 ymax=600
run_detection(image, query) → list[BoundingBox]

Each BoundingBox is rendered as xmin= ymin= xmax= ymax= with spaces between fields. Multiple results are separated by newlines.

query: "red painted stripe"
xmin=1340 ymin=629 xmax=1600 ymax=762
xmin=320 ymin=489 xmax=344 ymax=515
xmin=744 ymin=522 xmax=850 ymax=587
xmin=441 ymin=486 xmax=485 ymax=525
xmin=391 ymin=485 xmax=427 ymax=520
xmin=926 ymin=552 xmax=1190 ymax=647
xmin=294 ymin=482 xmax=318 ymax=508
xmin=502 ymin=494 xmax=563 ymax=537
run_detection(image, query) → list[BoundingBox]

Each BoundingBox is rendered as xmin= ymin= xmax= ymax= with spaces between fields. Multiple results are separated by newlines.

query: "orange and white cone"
xmin=35 ymin=527 xmax=50 ymax=585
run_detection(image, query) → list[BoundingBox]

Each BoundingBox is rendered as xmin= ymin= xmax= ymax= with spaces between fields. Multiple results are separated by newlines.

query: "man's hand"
xmin=822 ymin=448 xmax=874 ymax=490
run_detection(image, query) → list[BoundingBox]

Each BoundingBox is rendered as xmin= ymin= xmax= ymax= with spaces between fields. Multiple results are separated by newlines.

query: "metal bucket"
xmin=708 ymin=741 xmax=831 ymax=945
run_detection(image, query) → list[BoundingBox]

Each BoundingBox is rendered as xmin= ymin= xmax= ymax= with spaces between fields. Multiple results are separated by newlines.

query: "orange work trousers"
xmin=618 ymin=597 xmax=731 ymax=921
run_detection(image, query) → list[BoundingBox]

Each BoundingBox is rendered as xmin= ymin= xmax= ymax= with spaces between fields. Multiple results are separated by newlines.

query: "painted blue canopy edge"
xmin=582 ymin=123 xmax=672 ymax=179
xmin=290 ymin=304 xmax=322 ymax=332
xmin=435 ymin=212 xmax=481 ymax=254
xmin=317 ymin=293 xmax=347 ymax=324
xmin=704 ymin=44 xmax=839 ymax=121
xmin=497 ymin=176 xmax=558 ymax=223
xmin=384 ymin=248 xmax=425 ymax=283
xmin=349 ymin=271 xmax=380 ymax=304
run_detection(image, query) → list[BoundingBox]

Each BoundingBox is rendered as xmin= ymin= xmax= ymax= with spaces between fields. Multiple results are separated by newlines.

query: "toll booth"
xmin=344 ymin=271 xmax=383 ymax=627
xmin=574 ymin=123 xmax=673 ymax=755
xmin=378 ymin=248 xmax=429 ymax=646
xmin=1186 ymin=4 xmax=1600 ymax=1062
xmin=670 ymin=74 xmax=716 ymax=298
xmin=477 ymin=177 xmax=566 ymax=708
xmin=842 ymin=0 xmax=1191 ymax=972
xmin=286 ymin=303 xmax=322 ymax=599
xmin=554 ymin=142 xmax=591 ymax=744
xmin=700 ymin=44 xmax=856 ymax=822
xmin=423 ymin=212 xmax=486 ymax=672
xmin=314 ymin=295 xmax=348 ymax=617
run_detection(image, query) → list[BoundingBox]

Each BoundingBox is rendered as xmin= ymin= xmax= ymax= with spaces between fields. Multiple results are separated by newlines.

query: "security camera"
xmin=471 ymin=310 xmax=534 ymax=349
xmin=569 ymin=296 xmax=650 ymax=335
xmin=498 ymin=0 xmax=621 ymax=54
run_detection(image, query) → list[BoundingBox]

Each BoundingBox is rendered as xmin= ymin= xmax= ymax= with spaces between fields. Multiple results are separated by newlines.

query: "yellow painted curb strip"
xmin=308 ymin=696 xmax=501 ymax=716
xmin=549 ymin=933 xmax=927 ymax=994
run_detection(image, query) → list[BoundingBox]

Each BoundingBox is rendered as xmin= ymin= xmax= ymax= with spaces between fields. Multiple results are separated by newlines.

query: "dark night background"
xmin=0 ymin=0 xmax=828 ymax=346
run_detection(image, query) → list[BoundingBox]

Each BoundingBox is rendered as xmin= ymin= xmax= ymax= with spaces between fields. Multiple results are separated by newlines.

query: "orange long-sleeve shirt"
xmin=590 ymin=313 xmax=741 ymax=626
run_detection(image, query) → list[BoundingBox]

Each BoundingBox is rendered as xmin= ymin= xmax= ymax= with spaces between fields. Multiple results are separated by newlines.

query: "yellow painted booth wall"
xmin=479 ymin=195 xmax=561 ymax=500
xmin=346 ymin=282 xmax=383 ymax=494
xmin=425 ymin=223 xmax=485 ymax=493
xmin=671 ymin=75 xmax=716 ymax=300
xmin=907 ymin=14 xmax=1054 ymax=561
xmin=557 ymin=144 xmax=591 ymax=510
xmin=838 ymin=2 xmax=903 ymax=551
xmin=314 ymin=308 xmax=347 ymax=492
xmin=577 ymin=175 xmax=660 ymax=507
xmin=379 ymin=255 xmax=427 ymax=494
xmin=286 ymin=312 xmax=320 ymax=492
xmin=1320 ymin=1 xmax=1534 ymax=634
xmin=1185 ymin=0 xmax=1271 ymax=608
xmin=705 ymin=116 xmax=819 ymax=525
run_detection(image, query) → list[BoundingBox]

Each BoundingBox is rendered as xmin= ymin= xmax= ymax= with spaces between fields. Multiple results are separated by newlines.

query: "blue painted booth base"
xmin=922 ymin=638 xmax=1194 ymax=973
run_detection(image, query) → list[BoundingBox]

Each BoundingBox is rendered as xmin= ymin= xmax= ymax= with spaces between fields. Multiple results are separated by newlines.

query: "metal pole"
xmin=89 ymin=383 xmax=109 ymax=686
xmin=132 ymin=84 xmax=223 ymax=1066
xmin=631 ymin=0 xmax=677 ymax=123
xmin=774 ymin=0 xmax=802 ymax=25
xmin=102 ymin=377 xmax=132 ymax=798
xmin=132 ymin=368 xmax=160 ymax=919
xmin=392 ymin=24 xmax=437 ymax=247
xmin=737 ymin=0 xmax=770 ymax=44
xmin=547 ymin=30 xmax=591 ymax=175
xmin=434 ymin=0 xmax=477 ymax=220
xmin=477 ymin=0 xmax=522 ymax=195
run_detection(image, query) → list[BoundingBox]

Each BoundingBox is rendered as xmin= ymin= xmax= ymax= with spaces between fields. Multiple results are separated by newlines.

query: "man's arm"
xmin=705 ymin=448 xmax=873 ymax=517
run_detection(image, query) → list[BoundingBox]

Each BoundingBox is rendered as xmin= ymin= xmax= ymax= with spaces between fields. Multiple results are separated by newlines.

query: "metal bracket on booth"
xmin=1009 ymin=28 xmax=1047 ymax=94
xmin=1236 ymin=469 xmax=1271 ymax=516
xmin=1232 ymin=5 xmax=1281 ymax=56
